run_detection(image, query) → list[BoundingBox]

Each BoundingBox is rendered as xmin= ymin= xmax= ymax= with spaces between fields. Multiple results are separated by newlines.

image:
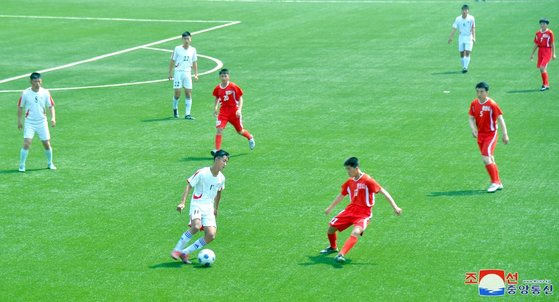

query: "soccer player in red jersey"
xmin=530 ymin=18 xmax=556 ymax=91
xmin=468 ymin=82 xmax=509 ymax=193
xmin=211 ymin=69 xmax=255 ymax=155
xmin=321 ymin=157 xmax=402 ymax=263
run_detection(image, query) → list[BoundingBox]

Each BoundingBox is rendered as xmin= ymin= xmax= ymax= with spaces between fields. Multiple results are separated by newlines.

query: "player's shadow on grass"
xmin=431 ymin=71 xmax=463 ymax=75
xmin=506 ymin=89 xmax=540 ymax=94
xmin=149 ymin=261 xmax=185 ymax=269
xmin=141 ymin=117 xmax=175 ymax=122
xmin=0 ymin=168 xmax=46 ymax=174
xmin=299 ymin=255 xmax=374 ymax=269
xmin=428 ymin=190 xmax=486 ymax=197
xmin=181 ymin=153 xmax=247 ymax=162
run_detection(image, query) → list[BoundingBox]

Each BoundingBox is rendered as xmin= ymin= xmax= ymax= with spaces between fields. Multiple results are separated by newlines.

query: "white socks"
xmin=462 ymin=56 xmax=471 ymax=69
xmin=172 ymin=97 xmax=179 ymax=110
xmin=182 ymin=238 xmax=206 ymax=255
xmin=20 ymin=148 xmax=29 ymax=166
xmin=174 ymin=230 xmax=193 ymax=251
xmin=185 ymin=97 xmax=192 ymax=115
xmin=44 ymin=149 xmax=53 ymax=165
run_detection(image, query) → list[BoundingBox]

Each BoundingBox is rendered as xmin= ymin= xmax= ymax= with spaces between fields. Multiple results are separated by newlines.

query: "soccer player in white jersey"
xmin=17 ymin=72 xmax=56 ymax=172
xmin=168 ymin=31 xmax=198 ymax=120
xmin=448 ymin=4 xmax=476 ymax=73
xmin=171 ymin=150 xmax=229 ymax=264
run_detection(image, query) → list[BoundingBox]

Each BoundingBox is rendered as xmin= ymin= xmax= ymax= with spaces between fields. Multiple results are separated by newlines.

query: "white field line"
xmin=0 ymin=14 xmax=237 ymax=23
xmin=0 ymin=21 xmax=240 ymax=85
xmin=0 ymin=53 xmax=223 ymax=93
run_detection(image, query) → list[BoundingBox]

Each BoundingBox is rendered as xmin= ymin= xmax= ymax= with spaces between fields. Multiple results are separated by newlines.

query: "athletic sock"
xmin=328 ymin=233 xmax=337 ymax=249
xmin=174 ymin=230 xmax=193 ymax=251
xmin=182 ymin=238 xmax=206 ymax=255
xmin=241 ymin=130 xmax=253 ymax=140
xmin=44 ymin=149 xmax=53 ymax=165
xmin=172 ymin=97 xmax=179 ymax=110
xmin=461 ymin=57 xmax=466 ymax=68
xmin=20 ymin=148 xmax=29 ymax=166
xmin=185 ymin=97 xmax=192 ymax=115
xmin=542 ymin=71 xmax=549 ymax=86
xmin=464 ymin=56 xmax=471 ymax=69
xmin=215 ymin=134 xmax=222 ymax=150
xmin=340 ymin=235 xmax=358 ymax=256
xmin=485 ymin=163 xmax=500 ymax=184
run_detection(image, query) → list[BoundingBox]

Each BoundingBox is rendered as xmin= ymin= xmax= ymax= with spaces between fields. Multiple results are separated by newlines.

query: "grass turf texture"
xmin=1 ymin=0 xmax=558 ymax=300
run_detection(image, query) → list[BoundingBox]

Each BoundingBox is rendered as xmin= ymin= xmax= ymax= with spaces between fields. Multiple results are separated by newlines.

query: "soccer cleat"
xmin=210 ymin=149 xmax=217 ymax=156
xmin=48 ymin=163 xmax=57 ymax=170
xmin=334 ymin=254 xmax=346 ymax=263
xmin=179 ymin=253 xmax=191 ymax=264
xmin=185 ymin=115 xmax=195 ymax=120
xmin=462 ymin=68 xmax=468 ymax=74
xmin=540 ymin=86 xmax=550 ymax=91
xmin=320 ymin=247 xmax=339 ymax=255
xmin=249 ymin=138 xmax=255 ymax=150
xmin=171 ymin=250 xmax=191 ymax=264
xmin=173 ymin=109 xmax=179 ymax=118
xmin=18 ymin=165 xmax=25 ymax=172
xmin=487 ymin=183 xmax=503 ymax=193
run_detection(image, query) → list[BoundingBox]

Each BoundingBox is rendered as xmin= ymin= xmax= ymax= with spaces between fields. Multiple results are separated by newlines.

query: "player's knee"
xmin=205 ymin=232 xmax=216 ymax=242
xmin=237 ymin=130 xmax=243 ymax=135
xmin=327 ymin=227 xmax=337 ymax=234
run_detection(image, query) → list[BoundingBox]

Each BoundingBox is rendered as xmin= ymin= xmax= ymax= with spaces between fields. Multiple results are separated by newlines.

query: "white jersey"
xmin=453 ymin=15 xmax=475 ymax=38
xmin=171 ymin=45 xmax=197 ymax=73
xmin=187 ymin=167 xmax=225 ymax=205
xmin=18 ymin=87 xmax=54 ymax=125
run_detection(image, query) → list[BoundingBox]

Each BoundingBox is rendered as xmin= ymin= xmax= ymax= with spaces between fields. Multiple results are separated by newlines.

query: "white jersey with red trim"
xmin=18 ymin=87 xmax=54 ymax=125
xmin=171 ymin=45 xmax=197 ymax=74
xmin=187 ymin=167 xmax=225 ymax=205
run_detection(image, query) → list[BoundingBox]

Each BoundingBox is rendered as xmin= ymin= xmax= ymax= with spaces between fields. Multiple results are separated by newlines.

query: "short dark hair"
xmin=475 ymin=82 xmax=490 ymax=91
xmin=30 ymin=72 xmax=41 ymax=80
xmin=344 ymin=157 xmax=359 ymax=168
xmin=461 ymin=4 xmax=469 ymax=10
xmin=213 ymin=149 xmax=230 ymax=160
xmin=539 ymin=18 xmax=550 ymax=25
xmin=219 ymin=68 xmax=230 ymax=75
xmin=181 ymin=31 xmax=191 ymax=37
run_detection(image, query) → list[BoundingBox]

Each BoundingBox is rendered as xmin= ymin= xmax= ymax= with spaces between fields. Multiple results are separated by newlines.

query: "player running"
xmin=468 ymin=82 xmax=509 ymax=193
xmin=17 ymin=72 xmax=57 ymax=172
xmin=530 ymin=18 xmax=556 ymax=91
xmin=168 ymin=31 xmax=198 ymax=119
xmin=321 ymin=157 xmax=402 ymax=263
xmin=171 ymin=150 xmax=229 ymax=264
xmin=448 ymin=4 xmax=476 ymax=73
xmin=211 ymin=69 xmax=255 ymax=155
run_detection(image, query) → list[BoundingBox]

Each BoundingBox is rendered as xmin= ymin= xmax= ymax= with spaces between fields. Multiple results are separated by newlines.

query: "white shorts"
xmin=23 ymin=121 xmax=50 ymax=141
xmin=173 ymin=72 xmax=192 ymax=89
xmin=458 ymin=36 xmax=473 ymax=52
xmin=189 ymin=203 xmax=216 ymax=228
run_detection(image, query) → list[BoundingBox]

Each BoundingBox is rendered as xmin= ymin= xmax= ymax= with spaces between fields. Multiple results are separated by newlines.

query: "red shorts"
xmin=329 ymin=207 xmax=373 ymax=233
xmin=537 ymin=48 xmax=552 ymax=68
xmin=477 ymin=131 xmax=498 ymax=157
xmin=216 ymin=111 xmax=244 ymax=132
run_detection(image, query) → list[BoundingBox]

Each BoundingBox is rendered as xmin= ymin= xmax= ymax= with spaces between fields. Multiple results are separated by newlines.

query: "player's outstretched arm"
xmin=214 ymin=190 xmax=222 ymax=216
xmin=325 ymin=194 xmax=344 ymax=215
xmin=497 ymin=115 xmax=509 ymax=144
xmin=380 ymin=188 xmax=402 ymax=216
xmin=468 ymin=116 xmax=478 ymax=138
xmin=177 ymin=183 xmax=192 ymax=213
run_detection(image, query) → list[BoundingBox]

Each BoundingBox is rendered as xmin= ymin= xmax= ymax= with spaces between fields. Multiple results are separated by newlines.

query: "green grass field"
xmin=1 ymin=0 xmax=558 ymax=300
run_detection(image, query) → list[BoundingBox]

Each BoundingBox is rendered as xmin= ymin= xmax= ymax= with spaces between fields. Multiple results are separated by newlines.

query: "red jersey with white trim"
xmin=213 ymin=82 xmax=243 ymax=115
xmin=341 ymin=173 xmax=382 ymax=209
xmin=187 ymin=167 xmax=225 ymax=205
xmin=534 ymin=29 xmax=554 ymax=48
xmin=469 ymin=98 xmax=503 ymax=134
xmin=18 ymin=87 xmax=54 ymax=125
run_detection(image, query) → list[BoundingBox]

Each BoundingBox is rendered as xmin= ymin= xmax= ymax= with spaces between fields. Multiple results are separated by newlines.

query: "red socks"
xmin=328 ymin=233 xmax=337 ymax=249
xmin=542 ymin=71 xmax=549 ymax=87
xmin=215 ymin=134 xmax=222 ymax=150
xmin=241 ymin=130 xmax=253 ymax=140
xmin=340 ymin=235 xmax=358 ymax=256
xmin=485 ymin=163 xmax=501 ymax=184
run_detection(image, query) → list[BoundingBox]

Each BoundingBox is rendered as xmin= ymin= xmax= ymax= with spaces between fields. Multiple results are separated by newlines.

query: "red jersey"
xmin=341 ymin=173 xmax=382 ymax=209
xmin=469 ymin=98 xmax=503 ymax=134
xmin=213 ymin=82 xmax=243 ymax=114
xmin=534 ymin=29 xmax=554 ymax=48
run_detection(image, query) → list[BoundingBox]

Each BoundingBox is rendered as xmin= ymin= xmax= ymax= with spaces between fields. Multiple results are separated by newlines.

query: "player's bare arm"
xmin=214 ymin=98 xmax=221 ymax=116
xmin=236 ymin=96 xmax=243 ymax=117
xmin=553 ymin=42 xmax=557 ymax=59
xmin=325 ymin=194 xmax=345 ymax=215
xmin=214 ymin=190 xmax=222 ymax=216
xmin=168 ymin=59 xmax=175 ymax=80
xmin=497 ymin=115 xmax=509 ymax=144
xmin=468 ymin=116 xmax=478 ymax=138
xmin=530 ymin=45 xmax=539 ymax=60
xmin=192 ymin=61 xmax=198 ymax=81
xmin=177 ymin=183 xmax=192 ymax=213
xmin=472 ymin=25 xmax=476 ymax=43
xmin=17 ymin=106 xmax=23 ymax=130
xmin=380 ymin=188 xmax=402 ymax=215
xmin=49 ymin=106 xmax=56 ymax=127
xmin=448 ymin=28 xmax=457 ymax=43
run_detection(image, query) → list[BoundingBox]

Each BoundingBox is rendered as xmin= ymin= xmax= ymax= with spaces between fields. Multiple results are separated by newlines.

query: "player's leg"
xmin=463 ymin=42 xmax=472 ymax=71
xmin=183 ymin=74 xmax=194 ymax=119
xmin=538 ymin=50 xmax=551 ymax=90
xmin=335 ymin=225 xmax=365 ymax=263
xmin=182 ymin=211 xmax=216 ymax=257
xmin=458 ymin=40 xmax=467 ymax=72
xmin=231 ymin=116 xmax=255 ymax=150
xmin=19 ymin=137 xmax=32 ymax=172
xmin=38 ymin=123 xmax=55 ymax=169
xmin=171 ymin=208 xmax=203 ymax=262
xmin=213 ymin=116 xmax=227 ymax=154
xmin=320 ymin=226 xmax=339 ymax=254
xmin=479 ymin=133 xmax=502 ymax=192
xmin=172 ymin=87 xmax=181 ymax=118
xmin=321 ymin=211 xmax=351 ymax=254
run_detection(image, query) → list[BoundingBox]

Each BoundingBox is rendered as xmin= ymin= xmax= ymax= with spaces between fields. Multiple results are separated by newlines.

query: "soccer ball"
xmin=197 ymin=249 xmax=216 ymax=267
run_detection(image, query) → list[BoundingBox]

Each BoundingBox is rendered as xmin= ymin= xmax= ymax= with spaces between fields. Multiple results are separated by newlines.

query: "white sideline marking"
xmin=141 ymin=46 xmax=173 ymax=53
xmin=0 ymin=14 xmax=237 ymax=23
xmin=0 ymin=21 xmax=240 ymax=85
xmin=0 ymin=54 xmax=223 ymax=93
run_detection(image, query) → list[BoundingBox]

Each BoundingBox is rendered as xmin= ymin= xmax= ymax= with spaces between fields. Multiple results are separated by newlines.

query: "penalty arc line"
xmin=0 ymin=20 xmax=240 ymax=85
